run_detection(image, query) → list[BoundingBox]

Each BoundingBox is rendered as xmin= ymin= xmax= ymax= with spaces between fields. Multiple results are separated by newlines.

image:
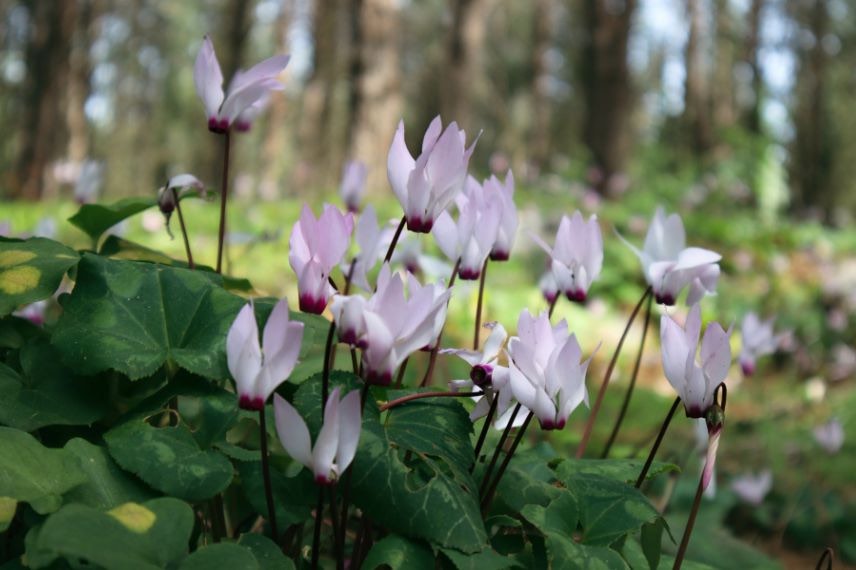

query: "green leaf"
xmin=53 ymin=254 xmax=246 ymax=380
xmin=361 ymin=535 xmax=435 ymax=570
xmin=104 ymin=417 xmax=233 ymax=502
xmin=179 ymin=543 xmax=259 ymax=570
xmin=293 ymin=376 xmax=488 ymax=553
xmin=26 ymin=498 xmax=193 ymax=570
xmin=99 ymin=236 xmax=254 ymax=293
xmin=0 ymin=237 xmax=79 ymax=316
xmin=564 ymin=473 xmax=662 ymax=547
xmin=68 ymin=196 xmax=157 ymax=243
xmin=0 ymin=339 xmax=108 ymax=431
xmin=384 ymin=391 xmax=475 ymax=469
xmin=492 ymin=460 xmax=562 ymax=514
xmin=0 ymin=315 xmax=44 ymax=350
xmin=554 ymin=459 xmax=679 ymax=485
xmin=62 ymin=438 xmax=154 ymax=509
xmin=274 ymin=308 xmax=329 ymax=384
xmin=0 ymin=497 xmax=16 ymax=532
xmin=640 ymin=518 xmax=667 ymax=570
xmin=521 ymin=495 xmax=629 ymax=570
xmin=235 ymin=461 xmax=315 ymax=527
xmin=179 ymin=386 xmax=239 ymax=449
xmin=0 ymin=427 xmax=86 ymax=514
xmin=440 ymin=546 xmax=520 ymax=569
xmin=237 ymin=534 xmax=295 ymax=570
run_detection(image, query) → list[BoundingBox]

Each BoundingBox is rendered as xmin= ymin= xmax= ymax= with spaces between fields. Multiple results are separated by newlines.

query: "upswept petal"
xmin=313 ymin=387 xmax=341 ymax=482
xmin=335 ymin=390 xmax=362 ymax=474
xmin=673 ymin=247 xmax=721 ymax=271
xmin=700 ymin=322 xmax=731 ymax=385
xmin=387 ymin=121 xmax=415 ymax=205
xmin=227 ymin=303 xmax=262 ymax=395
xmin=193 ymin=36 xmax=224 ymax=119
xmin=273 ymin=394 xmax=313 ymax=469
xmin=260 ymin=320 xmax=304 ymax=399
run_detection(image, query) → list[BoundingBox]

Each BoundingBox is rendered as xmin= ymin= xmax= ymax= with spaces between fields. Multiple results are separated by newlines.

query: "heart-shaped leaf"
xmin=0 ymin=237 xmax=79 ymax=316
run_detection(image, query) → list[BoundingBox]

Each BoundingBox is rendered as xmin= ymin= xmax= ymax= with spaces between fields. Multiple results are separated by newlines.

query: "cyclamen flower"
xmin=226 ymin=299 xmax=304 ymax=410
xmin=445 ymin=323 xmax=525 ymax=428
xmin=660 ymin=304 xmax=732 ymax=418
xmin=484 ymin=171 xmax=518 ymax=261
xmin=539 ymin=271 xmax=559 ymax=305
xmin=274 ymin=387 xmax=361 ymax=485
xmin=339 ymin=205 xmax=392 ymax=293
xmin=813 ymin=418 xmax=844 ymax=454
xmin=739 ymin=312 xmax=779 ymax=376
xmin=533 ymin=211 xmax=603 ymax=303
xmin=405 ymin=272 xmax=449 ymax=350
xmin=432 ymin=177 xmax=501 ymax=280
xmin=157 ymin=174 xmax=205 ymax=231
xmin=340 ymin=161 xmax=368 ymax=213
xmin=194 ymin=35 xmax=289 ymax=133
xmin=621 ymin=208 xmax=721 ymax=306
xmin=387 ymin=116 xmax=478 ymax=233
xmin=332 ymin=265 xmax=450 ymax=385
xmin=507 ymin=310 xmax=594 ymax=430
xmin=731 ymin=470 xmax=773 ymax=505
xmin=288 ymin=204 xmax=354 ymax=314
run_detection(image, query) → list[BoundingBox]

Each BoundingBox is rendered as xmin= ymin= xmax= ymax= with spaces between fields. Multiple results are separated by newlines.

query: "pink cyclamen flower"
xmin=387 ymin=115 xmax=478 ymax=233
xmin=288 ymin=204 xmax=354 ymax=314
xmin=813 ymin=418 xmax=844 ymax=454
xmin=194 ymin=35 xmax=289 ymax=133
xmin=226 ymin=299 xmax=304 ymax=410
xmin=507 ymin=310 xmax=594 ymax=430
xmin=533 ymin=211 xmax=603 ymax=303
xmin=621 ymin=207 xmax=721 ymax=306
xmin=339 ymin=205 xmax=392 ymax=293
xmin=484 ymin=170 xmax=518 ymax=261
xmin=274 ymin=387 xmax=361 ymax=485
xmin=340 ymin=265 xmax=450 ymax=385
xmin=731 ymin=470 xmax=773 ymax=505
xmin=539 ymin=271 xmax=559 ymax=306
xmin=340 ymin=160 xmax=368 ymax=213
xmin=446 ymin=323 xmax=525 ymax=428
xmin=660 ymin=304 xmax=732 ymax=418
xmin=432 ymin=176 xmax=501 ymax=280
xmin=739 ymin=312 xmax=779 ymax=376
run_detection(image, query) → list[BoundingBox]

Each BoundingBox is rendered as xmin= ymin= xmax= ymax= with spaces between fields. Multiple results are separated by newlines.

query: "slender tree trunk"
xmin=790 ymin=0 xmax=833 ymax=220
xmin=442 ymin=0 xmax=492 ymax=132
xmin=221 ymin=0 xmax=253 ymax=80
xmin=683 ymin=0 xmax=713 ymax=155
xmin=260 ymin=3 xmax=292 ymax=199
xmin=348 ymin=0 xmax=402 ymax=193
xmin=529 ymin=0 xmax=553 ymax=171
xmin=743 ymin=0 xmax=765 ymax=134
xmin=711 ymin=0 xmax=737 ymax=133
xmin=580 ymin=0 xmax=636 ymax=196
xmin=300 ymin=0 xmax=344 ymax=187
xmin=12 ymin=0 xmax=77 ymax=199
xmin=66 ymin=0 xmax=98 ymax=166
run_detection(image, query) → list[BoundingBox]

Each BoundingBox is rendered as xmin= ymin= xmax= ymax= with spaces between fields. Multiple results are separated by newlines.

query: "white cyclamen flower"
xmin=533 ymin=211 xmax=603 ymax=303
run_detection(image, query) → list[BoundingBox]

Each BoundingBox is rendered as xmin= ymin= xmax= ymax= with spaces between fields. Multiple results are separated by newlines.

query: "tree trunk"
xmin=348 ymin=0 xmax=403 ymax=193
xmin=742 ymin=0 xmax=765 ymax=134
xmin=790 ymin=0 xmax=833 ymax=220
xmin=683 ymin=0 xmax=713 ymax=155
xmin=442 ymin=0 xmax=492 ymax=132
xmin=66 ymin=0 xmax=99 ymax=166
xmin=529 ymin=0 xmax=553 ymax=171
xmin=11 ymin=0 xmax=77 ymax=200
xmin=579 ymin=0 xmax=636 ymax=196
xmin=711 ymin=0 xmax=736 ymax=132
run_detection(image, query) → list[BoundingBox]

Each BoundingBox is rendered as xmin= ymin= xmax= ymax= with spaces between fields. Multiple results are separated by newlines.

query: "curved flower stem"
xmin=383 ymin=216 xmax=407 ymax=263
xmin=311 ymin=487 xmax=324 ymax=569
xmin=473 ymin=259 xmax=489 ymax=348
xmin=576 ymin=286 xmax=652 ymax=458
xmin=635 ymin=396 xmax=681 ymax=488
xmin=547 ymin=295 xmax=558 ymax=319
xmin=601 ymin=294 xmax=654 ymax=458
xmin=321 ymin=321 xmax=337 ymax=407
xmin=815 ymin=547 xmax=834 ymax=570
xmin=672 ymin=473 xmax=705 ymax=569
xmin=470 ymin=395 xmax=499 ymax=472
xmin=258 ymin=409 xmax=279 ymax=541
xmin=393 ymin=357 xmax=409 ymax=389
xmin=379 ymin=390 xmax=482 ymax=412
xmin=481 ymin=411 xmax=534 ymax=514
xmin=210 ymin=494 xmax=227 ymax=542
xmin=328 ymin=485 xmax=343 ymax=570
xmin=478 ymin=403 xmax=521 ymax=497
xmin=350 ymin=348 xmax=359 ymax=375
xmin=419 ymin=258 xmax=461 ymax=388
xmin=171 ymin=188 xmax=195 ymax=269
xmin=215 ymin=131 xmax=231 ymax=274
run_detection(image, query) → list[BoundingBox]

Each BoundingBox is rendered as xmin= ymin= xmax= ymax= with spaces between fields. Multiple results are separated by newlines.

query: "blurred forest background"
xmin=1 ymin=0 xmax=855 ymax=222
xmin=2 ymin=1 xmax=856 ymax=568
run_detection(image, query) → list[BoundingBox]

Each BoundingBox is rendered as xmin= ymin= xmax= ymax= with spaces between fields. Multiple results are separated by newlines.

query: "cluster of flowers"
xmin=189 ymin=36 xmax=791 ymax=493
